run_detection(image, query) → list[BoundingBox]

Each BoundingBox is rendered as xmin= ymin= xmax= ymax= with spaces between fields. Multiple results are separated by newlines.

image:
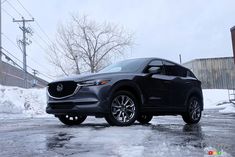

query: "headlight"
xmin=79 ymin=80 xmax=110 ymax=86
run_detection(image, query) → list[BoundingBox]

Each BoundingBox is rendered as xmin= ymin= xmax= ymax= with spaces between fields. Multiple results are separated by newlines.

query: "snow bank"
xmin=0 ymin=85 xmax=48 ymax=117
xmin=203 ymin=89 xmax=235 ymax=113
xmin=203 ymin=89 xmax=229 ymax=109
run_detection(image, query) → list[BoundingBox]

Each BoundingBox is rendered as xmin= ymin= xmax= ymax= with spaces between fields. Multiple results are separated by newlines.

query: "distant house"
xmin=0 ymin=61 xmax=48 ymax=88
xmin=183 ymin=57 xmax=235 ymax=89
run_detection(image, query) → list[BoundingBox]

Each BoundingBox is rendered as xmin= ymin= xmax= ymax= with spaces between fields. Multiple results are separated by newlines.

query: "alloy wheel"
xmin=111 ymin=95 xmax=136 ymax=123
xmin=189 ymin=99 xmax=201 ymax=121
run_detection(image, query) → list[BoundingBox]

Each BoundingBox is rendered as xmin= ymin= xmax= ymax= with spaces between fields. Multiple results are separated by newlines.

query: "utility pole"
xmin=13 ymin=17 xmax=34 ymax=88
xmin=231 ymin=26 xmax=235 ymax=64
xmin=179 ymin=54 xmax=182 ymax=64
xmin=32 ymin=69 xmax=38 ymax=87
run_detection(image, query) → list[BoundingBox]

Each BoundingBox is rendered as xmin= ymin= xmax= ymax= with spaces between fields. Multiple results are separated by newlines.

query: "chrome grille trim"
xmin=47 ymin=83 xmax=81 ymax=100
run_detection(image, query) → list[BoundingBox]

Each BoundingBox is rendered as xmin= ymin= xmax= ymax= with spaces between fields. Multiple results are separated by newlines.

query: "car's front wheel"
xmin=58 ymin=115 xmax=87 ymax=125
xmin=105 ymin=91 xmax=139 ymax=126
xmin=182 ymin=96 xmax=202 ymax=124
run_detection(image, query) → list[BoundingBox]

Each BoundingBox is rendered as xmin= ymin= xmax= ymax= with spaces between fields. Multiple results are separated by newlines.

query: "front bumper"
xmin=46 ymin=84 xmax=111 ymax=116
xmin=46 ymin=100 xmax=109 ymax=116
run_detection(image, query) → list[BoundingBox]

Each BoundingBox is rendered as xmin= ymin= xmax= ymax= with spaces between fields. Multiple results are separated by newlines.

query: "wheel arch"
xmin=185 ymin=88 xmax=204 ymax=110
xmin=108 ymin=80 xmax=144 ymax=106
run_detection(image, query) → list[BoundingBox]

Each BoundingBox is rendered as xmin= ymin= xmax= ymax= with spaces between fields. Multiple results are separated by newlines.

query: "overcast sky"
xmin=2 ymin=0 xmax=235 ymax=81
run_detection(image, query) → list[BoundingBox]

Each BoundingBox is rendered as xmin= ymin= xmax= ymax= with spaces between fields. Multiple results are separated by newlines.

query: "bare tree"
xmin=48 ymin=15 xmax=133 ymax=75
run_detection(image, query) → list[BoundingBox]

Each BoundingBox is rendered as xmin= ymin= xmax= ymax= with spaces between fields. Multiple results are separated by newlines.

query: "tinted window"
xmin=163 ymin=61 xmax=186 ymax=77
xmin=98 ymin=58 xmax=147 ymax=73
xmin=187 ymin=70 xmax=196 ymax=78
xmin=146 ymin=60 xmax=165 ymax=75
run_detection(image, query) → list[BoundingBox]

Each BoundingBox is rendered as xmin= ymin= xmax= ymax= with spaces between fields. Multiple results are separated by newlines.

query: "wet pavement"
xmin=0 ymin=109 xmax=234 ymax=157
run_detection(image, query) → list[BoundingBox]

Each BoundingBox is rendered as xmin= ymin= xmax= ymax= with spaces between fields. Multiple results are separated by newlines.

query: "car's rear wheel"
xmin=137 ymin=114 xmax=153 ymax=124
xmin=105 ymin=91 xmax=139 ymax=126
xmin=58 ymin=115 xmax=87 ymax=125
xmin=182 ymin=96 xmax=202 ymax=124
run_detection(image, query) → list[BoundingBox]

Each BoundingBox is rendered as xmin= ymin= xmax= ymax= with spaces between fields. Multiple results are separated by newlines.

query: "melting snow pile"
xmin=203 ymin=89 xmax=235 ymax=113
xmin=0 ymin=85 xmax=234 ymax=117
xmin=0 ymin=85 xmax=47 ymax=117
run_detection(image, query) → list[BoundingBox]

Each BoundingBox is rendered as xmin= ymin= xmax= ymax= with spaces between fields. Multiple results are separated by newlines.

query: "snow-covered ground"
xmin=0 ymin=85 xmax=235 ymax=117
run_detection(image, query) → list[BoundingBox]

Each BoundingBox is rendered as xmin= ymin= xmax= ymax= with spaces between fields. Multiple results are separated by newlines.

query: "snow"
xmin=203 ymin=89 xmax=235 ymax=113
xmin=0 ymin=85 xmax=235 ymax=117
xmin=203 ymin=89 xmax=229 ymax=109
xmin=219 ymin=104 xmax=235 ymax=113
xmin=0 ymin=85 xmax=49 ymax=117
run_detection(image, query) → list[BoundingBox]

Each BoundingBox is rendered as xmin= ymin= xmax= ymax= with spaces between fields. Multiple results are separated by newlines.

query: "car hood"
xmin=49 ymin=72 xmax=145 ymax=84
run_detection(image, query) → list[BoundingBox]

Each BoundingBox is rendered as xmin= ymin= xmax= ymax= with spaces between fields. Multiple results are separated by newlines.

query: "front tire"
xmin=182 ymin=96 xmax=202 ymax=124
xmin=137 ymin=114 xmax=153 ymax=124
xmin=58 ymin=115 xmax=87 ymax=125
xmin=105 ymin=91 xmax=139 ymax=126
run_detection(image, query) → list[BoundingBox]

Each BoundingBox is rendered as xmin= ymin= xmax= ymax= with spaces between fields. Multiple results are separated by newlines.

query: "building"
xmin=183 ymin=57 xmax=235 ymax=89
xmin=0 ymin=61 xmax=48 ymax=88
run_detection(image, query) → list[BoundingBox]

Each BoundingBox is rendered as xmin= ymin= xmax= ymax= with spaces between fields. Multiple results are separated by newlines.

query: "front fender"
xmin=108 ymin=80 xmax=145 ymax=105
xmin=184 ymin=87 xmax=204 ymax=110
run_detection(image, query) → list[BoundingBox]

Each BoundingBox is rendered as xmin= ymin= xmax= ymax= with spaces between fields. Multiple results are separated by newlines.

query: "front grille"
xmin=48 ymin=81 xmax=79 ymax=99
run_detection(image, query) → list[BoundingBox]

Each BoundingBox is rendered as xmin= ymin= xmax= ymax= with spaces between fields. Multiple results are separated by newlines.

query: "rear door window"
xmin=163 ymin=61 xmax=186 ymax=77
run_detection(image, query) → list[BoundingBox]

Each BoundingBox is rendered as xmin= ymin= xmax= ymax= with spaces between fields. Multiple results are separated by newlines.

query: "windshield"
xmin=98 ymin=58 xmax=147 ymax=73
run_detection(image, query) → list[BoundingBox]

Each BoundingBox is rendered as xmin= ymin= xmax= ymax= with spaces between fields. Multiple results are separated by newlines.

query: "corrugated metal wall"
xmin=183 ymin=57 xmax=235 ymax=89
xmin=0 ymin=61 xmax=48 ymax=88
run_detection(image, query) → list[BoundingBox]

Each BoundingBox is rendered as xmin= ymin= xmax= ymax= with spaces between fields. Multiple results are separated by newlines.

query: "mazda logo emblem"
xmin=56 ymin=84 xmax=63 ymax=92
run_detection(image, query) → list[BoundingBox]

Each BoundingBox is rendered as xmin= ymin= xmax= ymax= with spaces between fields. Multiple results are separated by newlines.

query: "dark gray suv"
xmin=46 ymin=58 xmax=203 ymax=126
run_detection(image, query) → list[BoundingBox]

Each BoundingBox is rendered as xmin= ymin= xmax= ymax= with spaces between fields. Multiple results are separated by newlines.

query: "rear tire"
xmin=182 ymin=96 xmax=202 ymax=124
xmin=58 ymin=115 xmax=87 ymax=125
xmin=105 ymin=90 xmax=139 ymax=126
xmin=137 ymin=114 xmax=153 ymax=124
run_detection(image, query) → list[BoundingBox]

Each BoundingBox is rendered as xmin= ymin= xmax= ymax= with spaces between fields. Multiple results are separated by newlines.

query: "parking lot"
xmin=0 ymin=109 xmax=234 ymax=157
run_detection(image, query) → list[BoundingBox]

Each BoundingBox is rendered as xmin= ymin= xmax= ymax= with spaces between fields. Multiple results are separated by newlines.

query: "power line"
xmin=30 ymin=36 xmax=48 ymax=52
xmin=16 ymin=0 xmax=32 ymax=17
xmin=1 ymin=7 xmax=21 ymax=27
xmin=6 ymin=0 xmax=53 ymax=55
xmin=34 ymin=21 xmax=53 ymax=44
xmin=28 ymin=23 xmax=51 ymax=47
xmin=1 ymin=51 xmax=24 ymax=71
xmin=2 ymin=7 xmax=13 ymax=18
xmin=4 ymin=0 xmax=53 ymax=48
xmin=1 ymin=10 xmax=53 ymax=81
xmin=15 ymin=0 xmax=53 ymax=44
xmin=2 ymin=48 xmax=53 ymax=82
xmin=2 ymin=47 xmax=23 ymax=65
xmin=2 ymin=32 xmax=22 ymax=51
xmin=1 ymin=10 xmax=51 ymax=71
xmin=2 ymin=47 xmax=53 ymax=80
xmin=1 ymin=0 xmax=8 ymax=4
xmin=6 ymin=0 xmax=23 ymax=17
xmin=6 ymin=0 xmax=54 ymax=53
xmin=2 ymin=1 xmax=54 ymax=81
xmin=2 ymin=32 xmax=52 ymax=74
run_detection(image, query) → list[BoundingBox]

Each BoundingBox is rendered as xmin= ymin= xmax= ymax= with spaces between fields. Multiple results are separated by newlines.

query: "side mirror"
xmin=148 ymin=66 xmax=161 ymax=75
